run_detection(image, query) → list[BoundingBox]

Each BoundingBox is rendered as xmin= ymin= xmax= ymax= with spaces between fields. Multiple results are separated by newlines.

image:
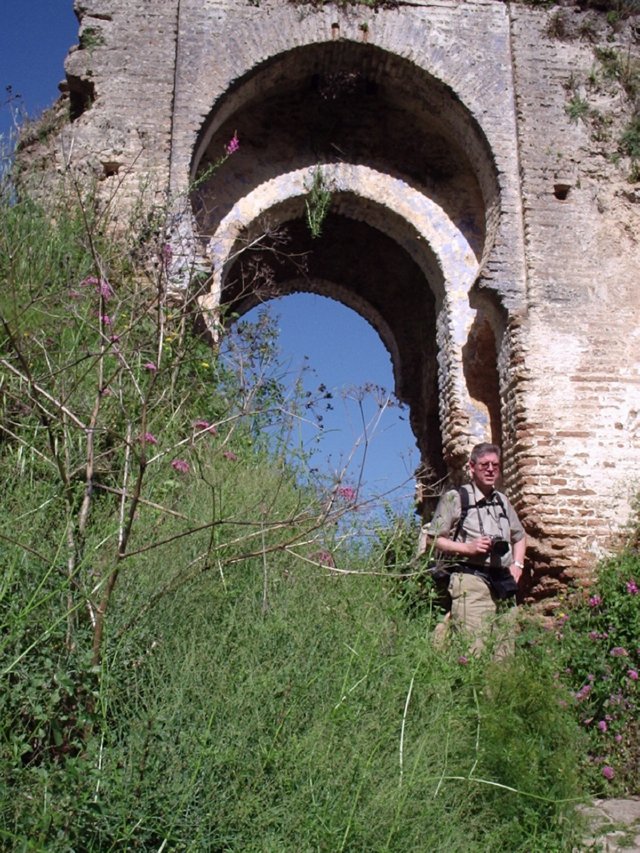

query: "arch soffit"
xmin=188 ymin=40 xmax=501 ymax=237
xmin=208 ymin=162 xmax=479 ymax=342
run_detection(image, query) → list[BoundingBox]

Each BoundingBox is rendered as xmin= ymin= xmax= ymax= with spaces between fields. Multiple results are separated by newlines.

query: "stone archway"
xmin=186 ymin=39 xmax=503 ymax=486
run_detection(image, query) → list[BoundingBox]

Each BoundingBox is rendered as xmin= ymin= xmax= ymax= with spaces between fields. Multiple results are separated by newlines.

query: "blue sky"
xmin=0 ymin=2 xmax=420 ymax=516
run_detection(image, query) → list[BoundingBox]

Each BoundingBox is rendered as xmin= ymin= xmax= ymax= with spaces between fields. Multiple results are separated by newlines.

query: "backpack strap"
xmin=452 ymin=485 xmax=470 ymax=542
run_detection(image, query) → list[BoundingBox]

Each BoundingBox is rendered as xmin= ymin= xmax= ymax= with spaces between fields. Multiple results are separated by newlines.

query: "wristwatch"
xmin=513 ymin=560 xmax=524 ymax=569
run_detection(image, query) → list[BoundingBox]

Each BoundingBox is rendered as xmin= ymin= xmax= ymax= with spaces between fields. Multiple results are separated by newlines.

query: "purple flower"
xmin=141 ymin=432 xmax=158 ymax=445
xmin=627 ymin=669 xmax=639 ymax=681
xmin=337 ymin=486 xmax=357 ymax=501
xmin=588 ymin=631 xmax=600 ymax=641
xmin=626 ymin=579 xmax=638 ymax=595
xmin=225 ymin=132 xmax=240 ymax=155
xmin=610 ymin=647 xmax=628 ymax=657
xmin=98 ymin=279 xmax=113 ymax=300
xmin=588 ymin=595 xmax=602 ymax=608
xmin=100 ymin=314 xmax=112 ymax=326
xmin=144 ymin=362 xmax=158 ymax=373
xmin=171 ymin=459 xmax=190 ymax=474
xmin=615 ymin=734 xmax=623 ymax=743
xmin=223 ymin=450 xmax=237 ymax=461
xmin=109 ymin=334 xmax=120 ymax=343
xmin=598 ymin=720 xmax=608 ymax=733
xmin=193 ymin=419 xmax=217 ymax=435
xmin=575 ymin=684 xmax=592 ymax=701
xmin=602 ymin=765 xmax=615 ymax=780
xmin=80 ymin=275 xmax=99 ymax=288
xmin=313 ymin=549 xmax=335 ymax=568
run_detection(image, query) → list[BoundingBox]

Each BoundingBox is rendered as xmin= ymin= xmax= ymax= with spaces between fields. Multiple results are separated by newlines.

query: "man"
xmin=418 ymin=443 xmax=526 ymax=656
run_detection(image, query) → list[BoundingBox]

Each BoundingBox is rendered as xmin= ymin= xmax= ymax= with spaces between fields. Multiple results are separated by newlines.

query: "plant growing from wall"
xmin=305 ymin=166 xmax=332 ymax=239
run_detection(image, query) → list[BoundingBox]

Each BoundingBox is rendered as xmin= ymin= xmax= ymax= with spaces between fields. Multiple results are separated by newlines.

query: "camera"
xmin=489 ymin=536 xmax=510 ymax=557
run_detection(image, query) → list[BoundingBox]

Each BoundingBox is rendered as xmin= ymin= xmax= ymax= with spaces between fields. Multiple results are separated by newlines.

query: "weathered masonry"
xmin=22 ymin=0 xmax=640 ymax=599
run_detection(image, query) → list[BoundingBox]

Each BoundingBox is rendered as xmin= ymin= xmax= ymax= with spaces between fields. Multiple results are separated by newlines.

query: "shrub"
xmin=551 ymin=552 xmax=640 ymax=793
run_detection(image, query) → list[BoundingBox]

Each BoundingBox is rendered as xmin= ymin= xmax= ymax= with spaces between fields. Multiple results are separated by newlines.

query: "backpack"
xmin=428 ymin=485 xmax=507 ymax=588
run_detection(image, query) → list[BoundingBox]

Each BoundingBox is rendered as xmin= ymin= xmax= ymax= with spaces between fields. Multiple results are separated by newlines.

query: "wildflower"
xmin=162 ymin=243 xmax=173 ymax=265
xmin=627 ymin=669 xmax=639 ymax=681
xmin=602 ymin=765 xmax=615 ymax=780
xmin=144 ymin=362 xmax=158 ymax=373
xmin=626 ymin=579 xmax=638 ymax=595
xmin=141 ymin=432 xmax=158 ymax=445
xmin=223 ymin=450 xmax=237 ymax=461
xmin=615 ymin=734 xmax=623 ymax=743
xmin=109 ymin=334 xmax=120 ymax=343
xmin=588 ymin=631 xmax=600 ymax=640
xmin=575 ymin=684 xmax=592 ymax=701
xmin=98 ymin=279 xmax=113 ymax=300
xmin=313 ymin=549 xmax=335 ymax=568
xmin=588 ymin=595 xmax=602 ymax=608
xmin=458 ymin=656 xmax=469 ymax=666
xmin=598 ymin=720 xmax=608 ymax=733
xmin=337 ymin=486 xmax=357 ymax=501
xmin=610 ymin=647 xmax=628 ymax=657
xmin=193 ymin=419 xmax=217 ymax=435
xmin=171 ymin=459 xmax=190 ymax=474
xmin=225 ymin=132 xmax=240 ymax=155
xmin=100 ymin=314 xmax=112 ymax=326
xmin=80 ymin=275 xmax=99 ymax=288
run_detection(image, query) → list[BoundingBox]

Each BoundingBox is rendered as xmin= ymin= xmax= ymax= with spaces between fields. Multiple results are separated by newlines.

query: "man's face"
xmin=470 ymin=452 xmax=500 ymax=493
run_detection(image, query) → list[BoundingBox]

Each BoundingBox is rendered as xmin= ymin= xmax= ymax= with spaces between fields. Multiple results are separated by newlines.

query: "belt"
xmin=452 ymin=564 xmax=490 ymax=576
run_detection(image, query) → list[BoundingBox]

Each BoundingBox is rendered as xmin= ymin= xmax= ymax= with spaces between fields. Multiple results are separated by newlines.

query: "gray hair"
xmin=470 ymin=443 xmax=501 ymax=463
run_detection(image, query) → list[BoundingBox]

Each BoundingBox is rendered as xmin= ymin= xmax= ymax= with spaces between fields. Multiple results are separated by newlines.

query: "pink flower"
xmin=100 ymin=314 xmax=112 ymax=326
xmin=223 ymin=450 xmax=237 ymax=461
xmin=588 ymin=595 xmax=602 ymax=608
xmin=225 ymin=132 xmax=240 ymax=155
xmin=458 ymin=656 xmax=469 ymax=666
xmin=337 ymin=486 xmax=357 ymax=501
xmin=598 ymin=720 xmax=608 ymax=733
xmin=627 ymin=669 xmax=639 ymax=681
xmin=80 ymin=275 xmax=99 ymax=288
xmin=109 ymin=334 xmax=120 ymax=343
xmin=588 ymin=631 xmax=600 ymax=640
xmin=193 ymin=419 xmax=217 ymax=434
xmin=575 ymin=684 xmax=592 ymax=701
xmin=141 ymin=432 xmax=158 ymax=445
xmin=602 ymin=765 xmax=615 ymax=780
xmin=626 ymin=579 xmax=638 ymax=595
xmin=99 ymin=279 xmax=113 ymax=300
xmin=144 ymin=362 xmax=157 ymax=373
xmin=610 ymin=647 xmax=628 ymax=657
xmin=171 ymin=459 xmax=190 ymax=474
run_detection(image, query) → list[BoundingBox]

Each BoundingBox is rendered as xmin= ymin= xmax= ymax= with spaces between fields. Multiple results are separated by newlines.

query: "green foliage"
xmin=620 ymin=113 xmax=640 ymax=159
xmin=547 ymin=552 xmax=640 ymax=793
xmin=305 ymin=166 xmax=333 ymax=239
xmin=566 ymin=95 xmax=590 ymax=123
xmin=0 ymin=178 xmax=590 ymax=850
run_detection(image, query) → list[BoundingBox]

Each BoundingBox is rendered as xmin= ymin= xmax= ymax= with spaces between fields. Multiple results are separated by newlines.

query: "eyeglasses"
xmin=474 ymin=462 xmax=500 ymax=471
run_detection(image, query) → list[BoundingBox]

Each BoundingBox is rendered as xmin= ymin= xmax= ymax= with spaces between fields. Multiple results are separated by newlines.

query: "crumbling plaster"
xmin=17 ymin=0 xmax=640 ymax=596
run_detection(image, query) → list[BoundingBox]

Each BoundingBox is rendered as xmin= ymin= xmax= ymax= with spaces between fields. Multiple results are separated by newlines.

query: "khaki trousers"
xmin=448 ymin=571 xmax=516 ymax=659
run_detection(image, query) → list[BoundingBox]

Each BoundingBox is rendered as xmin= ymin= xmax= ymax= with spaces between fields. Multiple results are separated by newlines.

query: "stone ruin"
xmin=15 ymin=0 xmax=640 ymax=600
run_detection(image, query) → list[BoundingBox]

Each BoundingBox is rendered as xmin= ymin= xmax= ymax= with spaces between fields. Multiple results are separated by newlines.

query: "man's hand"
xmin=509 ymin=562 xmax=523 ymax=583
xmin=465 ymin=536 xmax=493 ymax=558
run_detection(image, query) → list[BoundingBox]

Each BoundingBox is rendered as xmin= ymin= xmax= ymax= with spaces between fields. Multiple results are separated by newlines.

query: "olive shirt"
xmin=418 ymin=482 xmax=525 ymax=571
